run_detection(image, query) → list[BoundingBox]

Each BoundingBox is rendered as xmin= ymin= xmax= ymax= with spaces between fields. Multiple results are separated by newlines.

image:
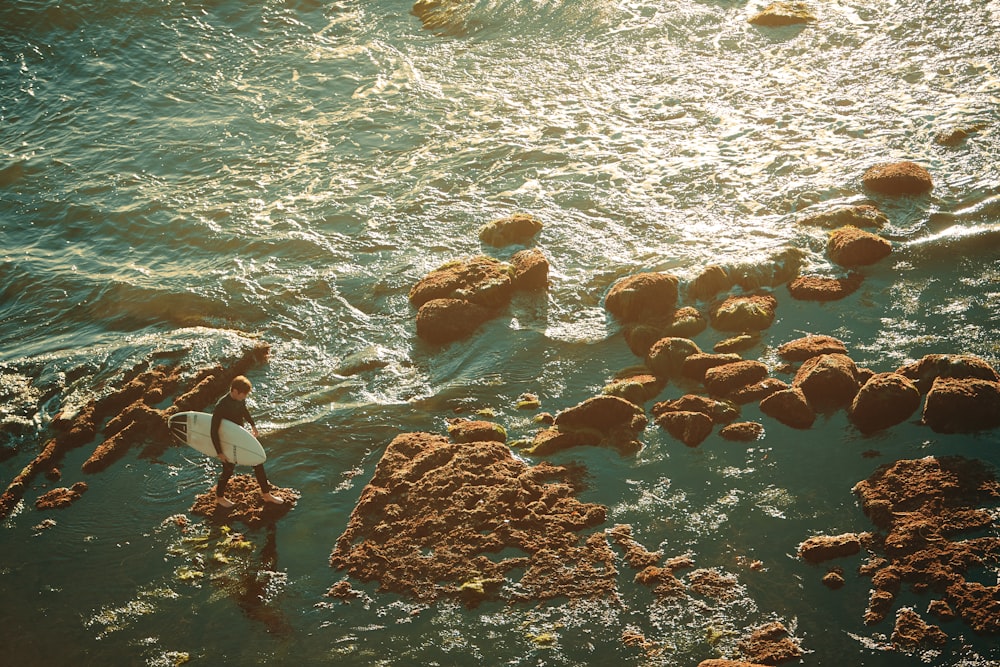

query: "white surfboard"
xmin=168 ymin=411 xmax=266 ymax=466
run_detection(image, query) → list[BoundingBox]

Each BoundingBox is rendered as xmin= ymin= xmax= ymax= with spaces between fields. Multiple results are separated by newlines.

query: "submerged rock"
xmin=862 ymin=161 xmax=934 ymax=196
xmin=797 ymin=204 xmax=888 ymax=228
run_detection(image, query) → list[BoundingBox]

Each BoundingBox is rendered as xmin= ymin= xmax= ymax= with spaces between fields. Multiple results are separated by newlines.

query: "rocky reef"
xmin=800 ymin=456 xmax=1000 ymax=642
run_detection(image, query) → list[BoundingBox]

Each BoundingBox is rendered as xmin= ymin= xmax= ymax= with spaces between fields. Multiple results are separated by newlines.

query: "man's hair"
xmin=231 ymin=376 xmax=252 ymax=394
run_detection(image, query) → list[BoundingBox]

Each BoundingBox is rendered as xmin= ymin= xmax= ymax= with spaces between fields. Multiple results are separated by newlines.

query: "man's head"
xmin=230 ymin=375 xmax=252 ymax=399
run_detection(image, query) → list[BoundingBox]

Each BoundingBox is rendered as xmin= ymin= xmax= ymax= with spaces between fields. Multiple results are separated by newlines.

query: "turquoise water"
xmin=2 ymin=0 xmax=999 ymax=664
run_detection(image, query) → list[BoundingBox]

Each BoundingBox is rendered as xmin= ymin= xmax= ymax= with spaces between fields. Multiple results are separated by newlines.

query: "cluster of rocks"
xmin=409 ymin=213 xmax=548 ymax=344
xmin=0 ymin=340 xmax=295 ymax=527
xmin=797 ymin=456 xmax=1000 ymax=647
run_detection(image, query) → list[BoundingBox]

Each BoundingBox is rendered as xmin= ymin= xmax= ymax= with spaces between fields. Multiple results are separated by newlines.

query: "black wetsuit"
xmin=211 ymin=394 xmax=270 ymax=496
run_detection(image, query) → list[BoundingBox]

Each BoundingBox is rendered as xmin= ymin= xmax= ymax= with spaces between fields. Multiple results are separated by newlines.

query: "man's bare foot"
xmin=216 ymin=497 xmax=235 ymax=508
xmin=261 ymin=492 xmax=284 ymax=505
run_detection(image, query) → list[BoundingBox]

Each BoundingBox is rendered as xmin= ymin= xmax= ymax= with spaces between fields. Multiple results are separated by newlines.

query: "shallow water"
xmin=2 ymin=0 xmax=1000 ymax=664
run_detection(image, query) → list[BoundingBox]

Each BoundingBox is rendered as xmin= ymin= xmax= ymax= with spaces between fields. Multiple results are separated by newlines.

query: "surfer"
xmin=211 ymin=376 xmax=284 ymax=507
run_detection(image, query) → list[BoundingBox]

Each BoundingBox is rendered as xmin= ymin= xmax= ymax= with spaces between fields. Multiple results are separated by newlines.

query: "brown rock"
xmin=793 ymin=353 xmax=860 ymax=409
xmin=849 ymin=373 xmax=921 ymax=434
xmin=645 ymin=337 xmax=702 ymax=378
xmin=35 ymin=481 xmax=88 ymax=510
xmin=698 ymin=661 xmax=771 ymax=667
xmin=554 ymin=395 xmax=647 ymax=434
xmin=851 ymin=456 xmax=1000 ymax=627
xmin=603 ymin=373 xmax=664 ymax=405
xmin=687 ymin=265 xmax=731 ymax=302
xmin=704 ymin=360 xmax=770 ymax=397
xmin=711 ymin=294 xmax=777 ymax=332
xmin=510 ymin=248 xmax=549 ymax=290
xmin=737 ymin=621 xmax=803 ymax=664
xmin=681 ymin=353 xmax=743 ymax=382
xmin=759 ymin=387 xmax=815 ymax=429
xmin=823 ymin=569 xmax=846 ymax=589
xmin=787 ymin=273 xmax=863 ymax=301
xmin=729 ymin=378 xmax=789 ymax=404
xmin=896 ymin=354 xmax=1000 ymax=394
xmin=479 ymin=212 xmax=543 ymax=247
xmin=408 ymin=256 xmax=514 ymax=309
xmin=927 ymin=599 xmax=955 ymax=621
xmin=447 ymin=419 xmax=507 ymax=444
xmin=329 ymin=432 xmax=617 ymax=603
xmin=664 ymin=306 xmax=708 ymax=338
xmin=719 ymin=421 xmax=765 ymax=442
xmin=191 ymin=474 xmax=298 ymax=528
xmin=862 ymin=161 xmax=934 ymax=196
xmin=797 ymin=204 xmax=888 ymax=228
xmin=524 ymin=396 xmax=648 ymax=456
xmin=714 ymin=334 xmax=760 ymax=354
xmin=922 ymin=377 xmax=1000 ymax=433
xmin=415 ymin=298 xmax=495 ymax=344
xmin=605 ymin=272 xmax=680 ymax=323
xmin=891 ymin=608 xmax=948 ymax=650
xmin=653 ymin=394 xmax=739 ymax=424
xmin=798 ymin=533 xmax=863 ymax=563
xmin=827 ymin=226 xmax=892 ymax=267
xmin=777 ymin=334 xmax=848 ymax=361
xmin=748 ymin=1 xmax=816 ymax=26
xmin=655 ymin=410 xmax=714 ymax=447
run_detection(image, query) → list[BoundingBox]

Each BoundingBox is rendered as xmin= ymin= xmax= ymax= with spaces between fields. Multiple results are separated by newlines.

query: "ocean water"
xmin=2 ymin=0 xmax=999 ymax=664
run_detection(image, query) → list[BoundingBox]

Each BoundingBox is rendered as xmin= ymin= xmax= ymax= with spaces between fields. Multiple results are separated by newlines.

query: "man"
xmin=211 ymin=375 xmax=283 ymax=507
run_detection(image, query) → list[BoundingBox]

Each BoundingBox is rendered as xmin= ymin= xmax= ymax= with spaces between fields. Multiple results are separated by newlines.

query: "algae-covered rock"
xmin=710 ymin=294 xmax=777 ymax=332
xmin=862 ymin=161 xmax=933 ymax=196
xmin=777 ymin=335 xmax=847 ymax=362
xmin=645 ymin=337 xmax=702 ymax=378
xmin=416 ymin=298 xmax=495 ymax=344
xmin=797 ymin=204 xmax=888 ymax=228
xmin=409 ymin=256 xmax=514 ymax=309
xmin=827 ymin=227 xmax=892 ymax=267
xmin=849 ymin=373 xmax=921 ymax=434
xmin=749 ymin=2 xmax=816 ymax=27
xmin=605 ymin=272 xmax=680 ymax=323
